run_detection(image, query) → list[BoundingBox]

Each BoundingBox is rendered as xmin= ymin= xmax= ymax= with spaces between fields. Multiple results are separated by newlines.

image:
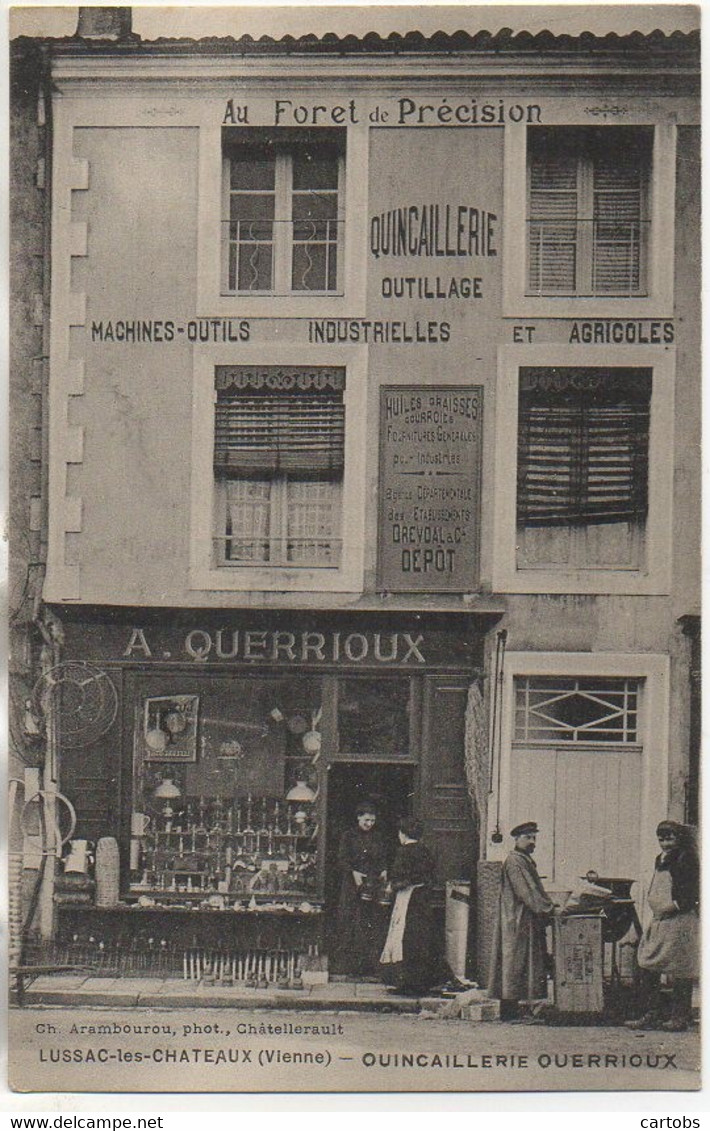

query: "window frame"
xmin=502 ymin=118 xmax=676 ymax=318
xmin=515 ymin=366 xmax=652 ymax=573
xmin=526 ymin=126 xmax=651 ymax=299
xmin=216 ymin=473 xmax=344 ymax=569
xmin=189 ymin=344 xmax=368 ymax=593
xmin=197 ymin=121 xmax=368 ymax=318
xmin=492 ymin=344 xmax=674 ymax=595
xmin=220 ymin=140 xmax=345 ymax=297
xmin=513 ymin=675 xmax=641 ymax=745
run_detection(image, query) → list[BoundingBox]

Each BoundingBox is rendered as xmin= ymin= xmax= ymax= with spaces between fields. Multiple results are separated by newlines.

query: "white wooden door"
xmin=509 ymin=744 xmax=642 ymax=891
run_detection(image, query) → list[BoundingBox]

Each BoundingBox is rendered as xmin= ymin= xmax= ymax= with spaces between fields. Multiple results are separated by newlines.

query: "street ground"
xmin=8 ymin=1005 xmax=700 ymax=1094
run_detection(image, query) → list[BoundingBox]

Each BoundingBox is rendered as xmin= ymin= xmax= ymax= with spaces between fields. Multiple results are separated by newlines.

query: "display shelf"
xmin=130 ymin=793 xmax=319 ymax=903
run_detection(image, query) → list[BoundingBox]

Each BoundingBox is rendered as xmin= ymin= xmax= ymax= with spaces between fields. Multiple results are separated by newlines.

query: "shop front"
xmin=47 ymin=608 xmax=491 ymax=982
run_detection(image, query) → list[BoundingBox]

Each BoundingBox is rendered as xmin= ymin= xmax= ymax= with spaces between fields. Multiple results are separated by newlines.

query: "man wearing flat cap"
xmin=488 ymin=821 xmax=556 ymax=1014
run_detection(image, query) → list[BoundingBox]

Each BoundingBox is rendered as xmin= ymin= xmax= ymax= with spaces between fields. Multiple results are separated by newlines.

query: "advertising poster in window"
xmin=7 ymin=1 xmax=700 ymax=1108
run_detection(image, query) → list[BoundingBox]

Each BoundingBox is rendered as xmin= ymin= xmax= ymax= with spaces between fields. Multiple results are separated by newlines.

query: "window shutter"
xmin=592 ymin=154 xmax=644 ymax=294
xmin=517 ymin=371 xmax=650 ymax=527
xmin=517 ymin=405 xmax=578 ymax=524
xmin=527 ymin=127 xmax=651 ymax=296
xmin=528 ymin=143 xmax=579 ymax=294
xmin=214 ymin=391 xmax=345 ymax=474
xmin=582 ymin=404 xmax=649 ymax=522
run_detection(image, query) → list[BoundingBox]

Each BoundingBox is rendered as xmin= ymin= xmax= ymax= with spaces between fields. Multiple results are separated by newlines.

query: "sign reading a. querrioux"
xmin=378 ymin=386 xmax=483 ymax=592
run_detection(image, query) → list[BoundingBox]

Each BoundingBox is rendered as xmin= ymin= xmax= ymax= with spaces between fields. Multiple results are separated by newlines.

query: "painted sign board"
xmin=378 ymin=385 xmax=483 ymax=591
xmin=58 ymin=612 xmax=482 ymax=670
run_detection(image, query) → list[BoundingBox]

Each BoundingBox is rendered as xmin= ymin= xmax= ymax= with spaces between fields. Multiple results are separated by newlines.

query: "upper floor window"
xmin=516 ymin=367 xmax=651 ymax=571
xmin=213 ymin=365 xmax=345 ymax=568
xmin=222 ymin=128 xmax=345 ymax=296
xmin=527 ymin=127 xmax=652 ymax=297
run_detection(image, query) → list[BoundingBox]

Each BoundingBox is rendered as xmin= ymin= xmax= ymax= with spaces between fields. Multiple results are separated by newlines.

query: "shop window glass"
xmin=128 ymin=677 xmax=323 ymax=903
xmin=337 ymin=678 xmax=411 ymax=756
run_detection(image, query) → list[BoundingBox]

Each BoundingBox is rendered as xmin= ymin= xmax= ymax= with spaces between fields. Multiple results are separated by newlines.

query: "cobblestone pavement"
xmin=8 ymin=1005 xmax=700 ymax=1094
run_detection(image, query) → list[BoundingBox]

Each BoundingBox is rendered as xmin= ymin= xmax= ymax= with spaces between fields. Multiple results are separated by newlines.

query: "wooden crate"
xmin=553 ymin=915 xmax=603 ymax=1013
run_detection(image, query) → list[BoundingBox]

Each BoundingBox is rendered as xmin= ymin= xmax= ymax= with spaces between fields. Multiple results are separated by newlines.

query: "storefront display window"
xmin=128 ymin=676 xmax=323 ymax=904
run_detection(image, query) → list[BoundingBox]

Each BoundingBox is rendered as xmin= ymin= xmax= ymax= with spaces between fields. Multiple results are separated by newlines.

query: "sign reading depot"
xmin=378 ymin=386 xmax=483 ymax=592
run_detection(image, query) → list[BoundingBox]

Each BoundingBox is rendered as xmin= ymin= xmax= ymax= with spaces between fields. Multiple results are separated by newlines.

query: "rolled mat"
xmin=95 ymin=836 xmax=120 ymax=906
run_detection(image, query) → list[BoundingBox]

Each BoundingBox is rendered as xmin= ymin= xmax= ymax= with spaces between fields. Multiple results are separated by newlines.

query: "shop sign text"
xmin=123 ymin=628 xmax=426 ymax=665
xmin=568 ymin=320 xmax=674 ymax=344
xmin=378 ymin=386 xmax=483 ymax=592
xmin=222 ymin=97 xmax=542 ymax=128
xmin=370 ymin=204 xmax=497 ymax=260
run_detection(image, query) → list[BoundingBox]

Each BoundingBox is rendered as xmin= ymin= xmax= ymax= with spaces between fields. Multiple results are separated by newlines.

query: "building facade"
xmin=10 ymin=8 xmax=700 ymax=980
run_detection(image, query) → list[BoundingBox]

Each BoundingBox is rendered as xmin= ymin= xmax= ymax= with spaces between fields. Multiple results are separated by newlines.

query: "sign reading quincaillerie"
xmin=378 ymin=385 xmax=483 ymax=591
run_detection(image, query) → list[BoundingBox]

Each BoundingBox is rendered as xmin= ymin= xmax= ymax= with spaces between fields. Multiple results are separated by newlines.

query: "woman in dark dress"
xmin=333 ymin=801 xmax=389 ymax=976
xmin=379 ymin=817 xmax=444 ymax=994
xmin=626 ymin=820 xmax=699 ymax=1031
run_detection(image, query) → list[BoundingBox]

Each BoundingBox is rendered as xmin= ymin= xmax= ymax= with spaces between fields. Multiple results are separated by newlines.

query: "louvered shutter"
xmin=517 ymin=405 xmax=578 ymax=524
xmin=528 ymin=137 xmax=579 ymax=294
xmin=527 ymin=128 xmax=650 ymax=296
xmin=214 ymin=390 xmax=345 ymax=474
xmin=582 ymin=404 xmax=649 ymax=522
xmin=592 ymin=151 xmax=644 ymax=295
xmin=517 ymin=370 xmax=650 ymax=527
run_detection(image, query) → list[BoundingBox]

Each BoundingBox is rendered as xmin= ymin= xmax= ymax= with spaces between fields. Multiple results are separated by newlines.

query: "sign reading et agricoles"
xmin=378 ymin=385 xmax=483 ymax=592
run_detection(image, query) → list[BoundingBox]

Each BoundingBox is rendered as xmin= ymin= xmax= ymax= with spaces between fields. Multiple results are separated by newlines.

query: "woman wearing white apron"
xmin=626 ymin=820 xmax=699 ymax=1031
xmin=379 ymin=817 xmax=445 ymax=995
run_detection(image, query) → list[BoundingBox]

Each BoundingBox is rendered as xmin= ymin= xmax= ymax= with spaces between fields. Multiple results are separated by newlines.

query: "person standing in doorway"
xmin=488 ymin=821 xmax=556 ymax=1017
xmin=379 ymin=816 xmax=445 ymax=995
xmin=333 ymin=801 xmax=389 ymax=976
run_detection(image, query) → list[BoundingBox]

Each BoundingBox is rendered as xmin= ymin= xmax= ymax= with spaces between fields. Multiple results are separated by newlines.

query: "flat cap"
xmin=511 ymin=821 xmax=539 ymax=837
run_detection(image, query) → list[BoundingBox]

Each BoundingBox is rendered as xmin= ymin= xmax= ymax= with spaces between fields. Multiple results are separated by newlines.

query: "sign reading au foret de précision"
xmin=378 ymin=385 xmax=482 ymax=591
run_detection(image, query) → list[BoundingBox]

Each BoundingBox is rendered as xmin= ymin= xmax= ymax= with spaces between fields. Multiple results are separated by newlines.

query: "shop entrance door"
xmin=324 ymin=762 xmax=416 ymax=970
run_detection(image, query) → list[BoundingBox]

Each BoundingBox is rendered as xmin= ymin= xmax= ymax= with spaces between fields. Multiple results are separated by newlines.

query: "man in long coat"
xmin=488 ymin=822 xmax=555 ymax=1013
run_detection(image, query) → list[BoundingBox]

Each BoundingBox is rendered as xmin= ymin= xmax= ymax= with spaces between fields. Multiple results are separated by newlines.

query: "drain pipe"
xmin=489 ymin=629 xmax=508 ymax=845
